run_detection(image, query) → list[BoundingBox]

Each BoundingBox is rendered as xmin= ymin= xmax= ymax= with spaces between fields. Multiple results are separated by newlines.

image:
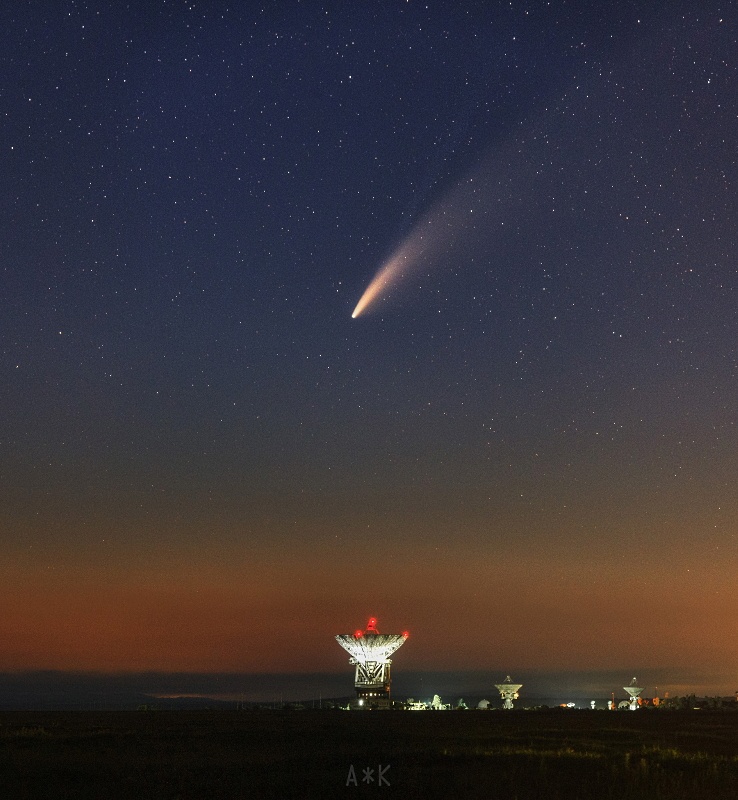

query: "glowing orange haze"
xmin=1 ymin=546 xmax=736 ymax=677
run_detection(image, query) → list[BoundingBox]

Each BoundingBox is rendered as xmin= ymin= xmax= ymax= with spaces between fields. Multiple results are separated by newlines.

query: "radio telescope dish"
xmin=623 ymin=677 xmax=643 ymax=711
xmin=335 ymin=617 xmax=409 ymax=709
xmin=494 ymin=675 xmax=523 ymax=709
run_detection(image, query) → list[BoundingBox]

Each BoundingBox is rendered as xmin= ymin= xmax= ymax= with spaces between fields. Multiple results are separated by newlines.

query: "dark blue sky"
xmin=1 ymin=1 xmax=737 ymax=688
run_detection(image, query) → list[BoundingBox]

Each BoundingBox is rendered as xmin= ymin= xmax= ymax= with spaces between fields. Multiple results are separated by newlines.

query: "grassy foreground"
xmin=1 ymin=709 xmax=738 ymax=799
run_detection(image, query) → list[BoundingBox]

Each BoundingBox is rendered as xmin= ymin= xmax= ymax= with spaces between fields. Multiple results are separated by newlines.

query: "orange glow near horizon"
xmin=1 ymin=540 xmax=737 ymax=679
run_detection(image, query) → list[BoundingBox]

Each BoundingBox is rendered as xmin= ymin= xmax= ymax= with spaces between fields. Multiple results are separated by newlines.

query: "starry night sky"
xmin=1 ymin=2 xmax=737 ymax=692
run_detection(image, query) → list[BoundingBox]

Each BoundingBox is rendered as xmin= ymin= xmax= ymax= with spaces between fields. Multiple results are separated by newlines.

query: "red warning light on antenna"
xmin=366 ymin=617 xmax=378 ymax=633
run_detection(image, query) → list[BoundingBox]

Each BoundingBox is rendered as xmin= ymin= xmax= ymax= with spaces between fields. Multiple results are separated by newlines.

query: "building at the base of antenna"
xmin=335 ymin=617 xmax=409 ymax=709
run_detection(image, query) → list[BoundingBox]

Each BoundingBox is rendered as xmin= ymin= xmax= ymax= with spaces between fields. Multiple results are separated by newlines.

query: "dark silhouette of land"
xmin=2 ymin=708 xmax=738 ymax=798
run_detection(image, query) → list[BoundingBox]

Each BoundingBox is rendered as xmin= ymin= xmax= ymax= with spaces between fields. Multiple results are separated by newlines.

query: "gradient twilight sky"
xmin=1 ymin=2 xmax=737 ymax=690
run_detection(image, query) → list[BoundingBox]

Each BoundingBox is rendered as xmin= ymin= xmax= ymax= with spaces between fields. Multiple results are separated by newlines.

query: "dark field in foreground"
xmin=2 ymin=710 xmax=738 ymax=799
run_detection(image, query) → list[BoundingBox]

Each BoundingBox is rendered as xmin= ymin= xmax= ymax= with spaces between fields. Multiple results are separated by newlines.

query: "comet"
xmin=350 ymin=72 xmax=616 ymax=319
xmin=351 ymin=262 xmax=393 ymax=318
xmin=350 ymin=161 xmax=498 ymax=319
xmin=351 ymin=241 xmax=426 ymax=318
xmin=350 ymin=107 xmax=549 ymax=319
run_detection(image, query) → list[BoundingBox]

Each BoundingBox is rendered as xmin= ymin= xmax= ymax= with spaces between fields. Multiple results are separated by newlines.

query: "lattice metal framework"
xmin=335 ymin=617 xmax=409 ymax=706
